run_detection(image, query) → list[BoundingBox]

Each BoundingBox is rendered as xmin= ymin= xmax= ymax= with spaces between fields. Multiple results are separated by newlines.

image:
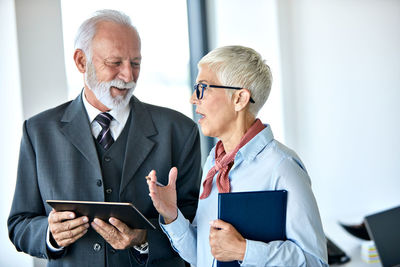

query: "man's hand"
xmin=209 ymin=220 xmax=247 ymax=262
xmin=91 ymin=217 xmax=146 ymax=250
xmin=48 ymin=209 xmax=89 ymax=247
xmin=146 ymin=167 xmax=178 ymax=224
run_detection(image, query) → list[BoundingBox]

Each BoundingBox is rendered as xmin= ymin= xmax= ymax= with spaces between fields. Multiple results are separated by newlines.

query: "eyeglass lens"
xmin=194 ymin=84 xmax=204 ymax=100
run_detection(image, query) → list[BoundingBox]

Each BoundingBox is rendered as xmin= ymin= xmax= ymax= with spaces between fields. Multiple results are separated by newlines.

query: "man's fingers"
xmin=91 ymin=218 xmax=118 ymax=239
xmin=92 ymin=218 xmax=109 ymax=229
xmin=92 ymin=218 xmax=130 ymax=249
xmin=52 ymin=221 xmax=89 ymax=247
xmin=53 ymin=223 xmax=89 ymax=241
xmin=57 ymin=228 xmax=88 ymax=247
xmin=109 ymin=217 xmax=130 ymax=234
xmin=49 ymin=210 xmax=76 ymax=223
xmin=50 ymin=216 xmax=89 ymax=234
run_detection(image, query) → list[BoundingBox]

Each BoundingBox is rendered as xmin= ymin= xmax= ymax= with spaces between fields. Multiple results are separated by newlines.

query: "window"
xmin=207 ymin=0 xmax=284 ymax=141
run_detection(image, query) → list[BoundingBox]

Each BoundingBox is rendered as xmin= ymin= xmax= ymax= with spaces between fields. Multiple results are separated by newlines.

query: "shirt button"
xmin=96 ymin=179 xmax=102 ymax=187
xmin=106 ymin=188 xmax=112 ymax=194
xmin=104 ymin=156 xmax=111 ymax=162
xmin=93 ymin=243 xmax=101 ymax=252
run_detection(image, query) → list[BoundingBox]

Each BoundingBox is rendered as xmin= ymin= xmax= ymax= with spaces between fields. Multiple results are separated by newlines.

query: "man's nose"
xmin=117 ymin=62 xmax=133 ymax=83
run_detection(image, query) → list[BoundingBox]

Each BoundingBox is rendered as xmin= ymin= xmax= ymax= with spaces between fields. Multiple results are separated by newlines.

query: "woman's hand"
xmin=146 ymin=167 xmax=178 ymax=224
xmin=209 ymin=219 xmax=247 ymax=262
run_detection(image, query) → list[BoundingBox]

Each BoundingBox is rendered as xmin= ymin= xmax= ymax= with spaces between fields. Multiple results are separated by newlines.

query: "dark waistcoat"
xmin=94 ymin=117 xmax=137 ymax=266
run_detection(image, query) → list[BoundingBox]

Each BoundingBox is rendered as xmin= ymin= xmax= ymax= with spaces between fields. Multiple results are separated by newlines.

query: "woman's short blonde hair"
xmin=198 ymin=45 xmax=272 ymax=116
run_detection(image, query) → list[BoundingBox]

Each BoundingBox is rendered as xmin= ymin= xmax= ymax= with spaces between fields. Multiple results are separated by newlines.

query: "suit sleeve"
xmin=7 ymin=121 xmax=65 ymax=260
xmin=174 ymin=123 xmax=202 ymax=222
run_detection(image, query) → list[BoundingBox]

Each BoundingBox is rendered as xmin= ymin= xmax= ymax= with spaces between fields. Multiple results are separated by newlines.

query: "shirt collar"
xmin=81 ymin=90 xmax=131 ymax=125
xmin=209 ymin=124 xmax=275 ymax=163
xmin=238 ymin=124 xmax=274 ymax=161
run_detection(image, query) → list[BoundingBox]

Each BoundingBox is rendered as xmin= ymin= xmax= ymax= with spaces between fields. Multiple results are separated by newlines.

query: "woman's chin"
xmin=199 ymin=119 xmax=218 ymax=137
xmin=199 ymin=125 xmax=210 ymax=137
xmin=200 ymin=126 xmax=216 ymax=138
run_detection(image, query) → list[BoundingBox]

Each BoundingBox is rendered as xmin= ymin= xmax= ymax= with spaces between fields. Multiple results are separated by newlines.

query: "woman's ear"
xmin=234 ymin=89 xmax=252 ymax=111
xmin=73 ymin=49 xmax=87 ymax=73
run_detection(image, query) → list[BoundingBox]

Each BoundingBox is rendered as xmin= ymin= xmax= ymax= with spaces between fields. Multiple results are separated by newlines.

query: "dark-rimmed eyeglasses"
xmin=193 ymin=83 xmax=255 ymax=103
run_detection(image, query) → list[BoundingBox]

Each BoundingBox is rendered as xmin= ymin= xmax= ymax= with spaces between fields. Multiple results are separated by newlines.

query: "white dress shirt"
xmin=82 ymin=91 xmax=130 ymax=140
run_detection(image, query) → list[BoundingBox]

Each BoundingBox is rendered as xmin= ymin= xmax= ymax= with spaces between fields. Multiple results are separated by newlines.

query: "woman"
xmin=146 ymin=46 xmax=328 ymax=266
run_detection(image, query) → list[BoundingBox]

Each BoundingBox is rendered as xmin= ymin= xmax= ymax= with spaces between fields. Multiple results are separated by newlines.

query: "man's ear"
xmin=234 ymin=89 xmax=252 ymax=111
xmin=73 ymin=49 xmax=87 ymax=73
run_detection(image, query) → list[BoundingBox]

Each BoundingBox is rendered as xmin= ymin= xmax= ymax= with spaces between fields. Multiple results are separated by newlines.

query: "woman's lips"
xmin=196 ymin=111 xmax=205 ymax=123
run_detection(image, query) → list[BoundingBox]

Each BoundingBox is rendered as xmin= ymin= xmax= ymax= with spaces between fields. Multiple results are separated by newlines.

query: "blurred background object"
xmin=339 ymin=222 xmax=370 ymax=241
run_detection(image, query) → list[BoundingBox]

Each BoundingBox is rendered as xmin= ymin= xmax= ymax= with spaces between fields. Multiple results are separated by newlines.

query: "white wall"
xmin=277 ymin=0 xmax=400 ymax=223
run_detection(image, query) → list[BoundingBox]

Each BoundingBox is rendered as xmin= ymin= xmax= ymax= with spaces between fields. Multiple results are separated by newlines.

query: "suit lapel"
xmin=59 ymin=94 xmax=102 ymax=179
xmin=120 ymin=96 xmax=157 ymax=194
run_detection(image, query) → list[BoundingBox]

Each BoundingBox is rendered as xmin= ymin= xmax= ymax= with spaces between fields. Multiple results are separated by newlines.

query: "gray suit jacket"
xmin=8 ymin=94 xmax=202 ymax=267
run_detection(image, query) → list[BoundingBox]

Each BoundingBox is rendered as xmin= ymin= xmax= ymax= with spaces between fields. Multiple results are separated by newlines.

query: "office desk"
xmin=325 ymin=221 xmax=382 ymax=267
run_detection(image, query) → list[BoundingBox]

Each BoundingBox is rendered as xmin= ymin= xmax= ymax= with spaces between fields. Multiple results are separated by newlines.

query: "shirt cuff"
xmin=241 ymin=239 xmax=268 ymax=266
xmin=159 ymin=209 xmax=190 ymax=241
xmin=46 ymin=226 xmax=64 ymax=252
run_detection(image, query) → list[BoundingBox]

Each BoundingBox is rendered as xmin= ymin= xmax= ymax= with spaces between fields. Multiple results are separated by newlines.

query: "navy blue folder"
xmin=217 ymin=190 xmax=287 ymax=267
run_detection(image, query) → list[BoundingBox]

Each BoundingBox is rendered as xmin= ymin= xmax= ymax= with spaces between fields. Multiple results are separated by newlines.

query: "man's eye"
xmin=131 ymin=62 xmax=140 ymax=68
xmin=105 ymin=60 xmax=122 ymax=67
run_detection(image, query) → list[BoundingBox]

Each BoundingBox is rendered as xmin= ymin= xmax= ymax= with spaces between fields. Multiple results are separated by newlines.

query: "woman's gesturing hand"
xmin=146 ymin=167 xmax=179 ymax=224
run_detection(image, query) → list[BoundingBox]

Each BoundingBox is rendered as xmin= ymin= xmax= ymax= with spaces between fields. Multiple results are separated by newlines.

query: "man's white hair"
xmin=74 ymin=9 xmax=139 ymax=60
xmin=198 ymin=45 xmax=272 ymax=117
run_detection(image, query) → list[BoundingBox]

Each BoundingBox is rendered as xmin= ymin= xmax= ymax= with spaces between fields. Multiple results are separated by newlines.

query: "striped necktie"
xmin=94 ymin=112 xmax=114 ymax=150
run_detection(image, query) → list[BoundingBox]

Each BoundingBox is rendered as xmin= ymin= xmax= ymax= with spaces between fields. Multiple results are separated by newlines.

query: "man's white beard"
xmin=84 ymin=61 xmax=136 ymax=110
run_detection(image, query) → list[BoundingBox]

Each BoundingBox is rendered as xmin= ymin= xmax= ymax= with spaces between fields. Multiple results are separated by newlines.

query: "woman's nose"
xmin=189 ymin=90 xmax=199 ymax=104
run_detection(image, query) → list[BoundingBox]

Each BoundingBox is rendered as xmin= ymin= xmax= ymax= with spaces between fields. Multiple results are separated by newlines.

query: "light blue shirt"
xmin=161 ymin=125 xmax=328 ymax=266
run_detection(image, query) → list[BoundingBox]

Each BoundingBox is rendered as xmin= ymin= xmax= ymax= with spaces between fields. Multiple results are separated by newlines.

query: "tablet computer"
xmin=46 ymin=200 xmax=156 ymax=230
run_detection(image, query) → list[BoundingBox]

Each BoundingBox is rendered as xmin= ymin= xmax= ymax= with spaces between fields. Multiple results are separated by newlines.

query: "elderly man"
xmin=8 ymin=9 xmax=201 ymax=267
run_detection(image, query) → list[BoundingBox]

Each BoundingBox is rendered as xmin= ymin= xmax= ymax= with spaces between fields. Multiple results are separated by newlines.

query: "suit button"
xmin=104 ymin=156 xmax=111 ymax=162
xmin=106 ymin=188 xmax=112 ymax=194
xmin=93 ymin=243 xmax=101 ymax=252
xmin=96 ymin=180 xmax=102 ymax=187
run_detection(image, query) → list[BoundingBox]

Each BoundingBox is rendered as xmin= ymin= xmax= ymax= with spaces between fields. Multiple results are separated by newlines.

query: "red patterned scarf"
xmin=199 ymin=119 xmax=265 ymax=199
